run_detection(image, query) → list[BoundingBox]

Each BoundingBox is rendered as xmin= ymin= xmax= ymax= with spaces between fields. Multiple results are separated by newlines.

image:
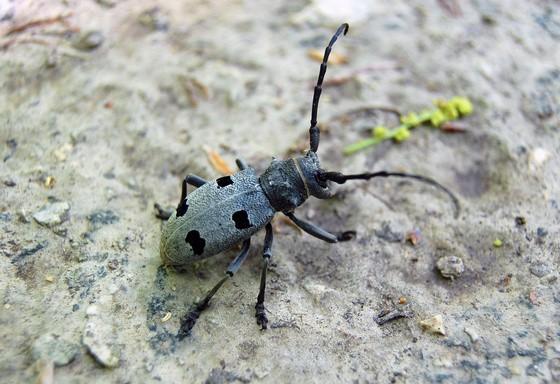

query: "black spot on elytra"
xmin=185 ymin=230 xmax=205 ymax=255
xmin=232 ymin=210 xmax=252 ymax=229
xmin=176 ymin=200 xmax=189 ymax=217
xmin=216 ymin=176 xmax=233 ymax=188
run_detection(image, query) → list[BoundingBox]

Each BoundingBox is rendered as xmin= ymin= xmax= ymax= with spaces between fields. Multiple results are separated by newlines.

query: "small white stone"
xmin=528 ymin=148 xmax=552 ymax=171
xmin=86 ymin=305 xmax=99 ymax=317
xmin=108 ymin=284 xmax=119 ymax=295
xmin=464 ymin=327 xmax=480 ymax=343
xmin=420 ymin=314 xmax=446 ymax=336
xmin=33 ymin=202 xmax=70 ymax=227
xmin=83 ymin=321 xmax=119 ymax=368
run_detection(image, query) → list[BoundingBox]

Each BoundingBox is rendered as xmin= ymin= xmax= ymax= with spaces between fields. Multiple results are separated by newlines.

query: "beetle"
xmin=155 ymin=23 xmax=459 ymax=339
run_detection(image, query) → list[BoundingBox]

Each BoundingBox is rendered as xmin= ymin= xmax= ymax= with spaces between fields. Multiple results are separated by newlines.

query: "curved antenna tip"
xmin=341 ymin=23 xmax=349 ymax=35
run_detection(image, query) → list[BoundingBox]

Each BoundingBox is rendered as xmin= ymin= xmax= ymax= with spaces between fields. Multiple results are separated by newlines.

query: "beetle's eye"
xmin=315 ymin=173 xmax=328 ymax=188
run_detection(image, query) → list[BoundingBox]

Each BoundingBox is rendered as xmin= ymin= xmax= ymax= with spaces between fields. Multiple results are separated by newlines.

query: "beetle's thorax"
xmin=259 ymin=151 xmax=332 ymax=212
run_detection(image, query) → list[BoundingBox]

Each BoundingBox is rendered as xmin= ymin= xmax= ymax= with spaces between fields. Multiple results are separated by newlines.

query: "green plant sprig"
xmin=343 ymin=96 xmax=473 ymax=155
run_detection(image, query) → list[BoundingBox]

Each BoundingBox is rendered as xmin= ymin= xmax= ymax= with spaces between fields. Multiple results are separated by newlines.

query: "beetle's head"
xmin=296 ymin=151 xmax=333 ymax=200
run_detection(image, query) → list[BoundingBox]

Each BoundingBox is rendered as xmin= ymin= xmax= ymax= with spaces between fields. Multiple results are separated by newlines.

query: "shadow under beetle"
xmin=155 ymin=23 xmax=459 ymax=339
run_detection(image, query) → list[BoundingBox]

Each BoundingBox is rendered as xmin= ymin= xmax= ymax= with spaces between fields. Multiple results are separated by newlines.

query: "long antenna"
xmin=309 ymin=23 xmax=349 ymax=153
xmin=321 ymin=170 xmax=460 ymax=218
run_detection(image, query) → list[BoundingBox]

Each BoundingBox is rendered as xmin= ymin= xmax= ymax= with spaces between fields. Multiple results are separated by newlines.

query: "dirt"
xmin=1 ymin=0 xmax=559 ymax=383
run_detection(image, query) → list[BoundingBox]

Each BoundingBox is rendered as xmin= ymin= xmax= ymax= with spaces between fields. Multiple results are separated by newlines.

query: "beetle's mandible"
xmin=155 ymin=23 xmax=460 ymax=339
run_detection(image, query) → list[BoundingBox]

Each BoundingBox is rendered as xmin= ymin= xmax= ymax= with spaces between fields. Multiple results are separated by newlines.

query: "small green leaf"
xmin=430 ymin=109 xmax=446 ymax=127
xmin=373 ymin=125 xmax=389 ymax=139
xmin=401 ymin=112 xmax=421 ymax=127
xmin=450 ymin=96 xmax=473 ymax=115
xmin=435 ymin=99 xmax=459 ymax=120
xmin=393 ymin=127 xmax=411 ymax=142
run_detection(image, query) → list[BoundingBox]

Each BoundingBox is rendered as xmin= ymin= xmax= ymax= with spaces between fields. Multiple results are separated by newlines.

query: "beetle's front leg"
xmin=178 ymin=238 xmax=251 ymax=339
xmin=284 ymin=212 xmax=356 ymax=243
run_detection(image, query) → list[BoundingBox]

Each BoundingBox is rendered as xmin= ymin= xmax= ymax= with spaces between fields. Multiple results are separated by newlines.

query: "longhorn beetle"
xmin=155 ymin=23 xmax=459 ymax=339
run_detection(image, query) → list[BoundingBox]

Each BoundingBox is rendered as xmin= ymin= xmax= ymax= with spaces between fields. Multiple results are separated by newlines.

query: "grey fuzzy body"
xmin=160 ymin=168 xmax=275 ymax=265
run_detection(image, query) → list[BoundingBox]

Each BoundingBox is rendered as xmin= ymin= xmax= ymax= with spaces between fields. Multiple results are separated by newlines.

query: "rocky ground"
xmin=1 ymin=0 xmax=559 ymax=383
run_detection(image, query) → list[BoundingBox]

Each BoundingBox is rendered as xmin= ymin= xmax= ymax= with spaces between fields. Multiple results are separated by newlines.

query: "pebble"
xmin=508 ymin=363 xmax=522 ymax=376
xmin=33 ymin=202 xmax=70 ymax=227
xmin=45 ymin=50 xmax=58 ymax=68
xmin=436 ymin=256 xmax=464 ymax=279
xmin=549 ymin=358 xmax=560 ymax=381
xmin=86 ymin=305 xmax=99 ymax=317
xmin=528 ymin=148 xmax=552 ymax=171
xmin=514 ymin=216 xmax=526 ymax=226
xmin=31 ymin=333 xmax=79 ymax=367
xmin=18 ymin=208 xmax=30 ymax=223
xmin=74 ymin=31 xmax=105 ymax=51
xmin=53 ymin=143 xmax=74 ymax=162
xmin=536 ymin=227 xmax=548 ymax=238
xmin=138 ymin=7 xmax=169 ymax=31
xmin=420 ymin=314 xmax=446 ymax=336
xmin=375 ymin=222 xmax=403 ymax=243
xmin=83 ymin=321 xmax=120 ymax=368
xmin=529 ymin=261 xmax=551 ymax=278
xmin=36 ymin=360 xmax=54 ymax=384
xmin=4 ymin=178 xmax=16 ymax=187
xmin=405 ymin=228 xmax=422 ymax=246
xmin=464 ymin=327 xmax=480 ymax=343
xmin=44 ymin=176 xmax=55 ymax=189
xmin=0 ymin=2 xmax=14 ymax=21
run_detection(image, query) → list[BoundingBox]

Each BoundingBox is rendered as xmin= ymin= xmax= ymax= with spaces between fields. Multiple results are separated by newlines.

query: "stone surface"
xmin=1 ymin=1 xmax=559 ymax=383
xmin=31 ymin=333 xmax=79 ymax=367
xmin=530 ymin=261 xmax=552 ymax=278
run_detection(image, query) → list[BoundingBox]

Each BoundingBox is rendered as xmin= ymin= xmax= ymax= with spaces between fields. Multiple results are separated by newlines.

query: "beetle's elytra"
xmin=156 ymin=23 xmax=459 ymax=339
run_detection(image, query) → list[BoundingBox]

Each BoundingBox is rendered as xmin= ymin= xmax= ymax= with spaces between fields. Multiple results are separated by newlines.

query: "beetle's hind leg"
xmin=284 ymin=212 xmax=356 ymax=243
xmin=154 ymin=174 xmax=207 ymax=220
xmin=154 ymin=203 xmax=173 ymax=220
xmin=178 ymin=238 xmax=252 ymax=339
xmin=255 ymin=223 xmax=273 ymax=329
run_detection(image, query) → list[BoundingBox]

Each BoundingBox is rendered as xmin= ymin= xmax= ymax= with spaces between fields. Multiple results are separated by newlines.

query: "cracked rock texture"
xmin=1 ymin=0 xmax=559 ymax=383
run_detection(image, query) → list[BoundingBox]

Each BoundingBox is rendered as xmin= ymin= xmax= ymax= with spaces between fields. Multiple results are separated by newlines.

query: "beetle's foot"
xmin=255 ymin=302 xmax=268 ymax=330
xmin=154 ymin=203 xmax=173 ymax=220
xmin=177 ymin=309 xmax=201 ymax=340
xmin=337 ymin=230 xmax=356 ymax=242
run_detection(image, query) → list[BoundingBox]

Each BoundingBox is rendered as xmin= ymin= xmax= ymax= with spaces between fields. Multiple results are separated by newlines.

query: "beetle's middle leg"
xmin=284 ymin=212 xmax=356 ymax=243
xmin=255 ymin=223 xmax=273 ymax=329
xmin=154 ymin=174 xmax=207 ymax=220
xmin=178 ymin=238 xmax=252 ymax=339
xmin=236 ymin=158 xmax=248 ymax=171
